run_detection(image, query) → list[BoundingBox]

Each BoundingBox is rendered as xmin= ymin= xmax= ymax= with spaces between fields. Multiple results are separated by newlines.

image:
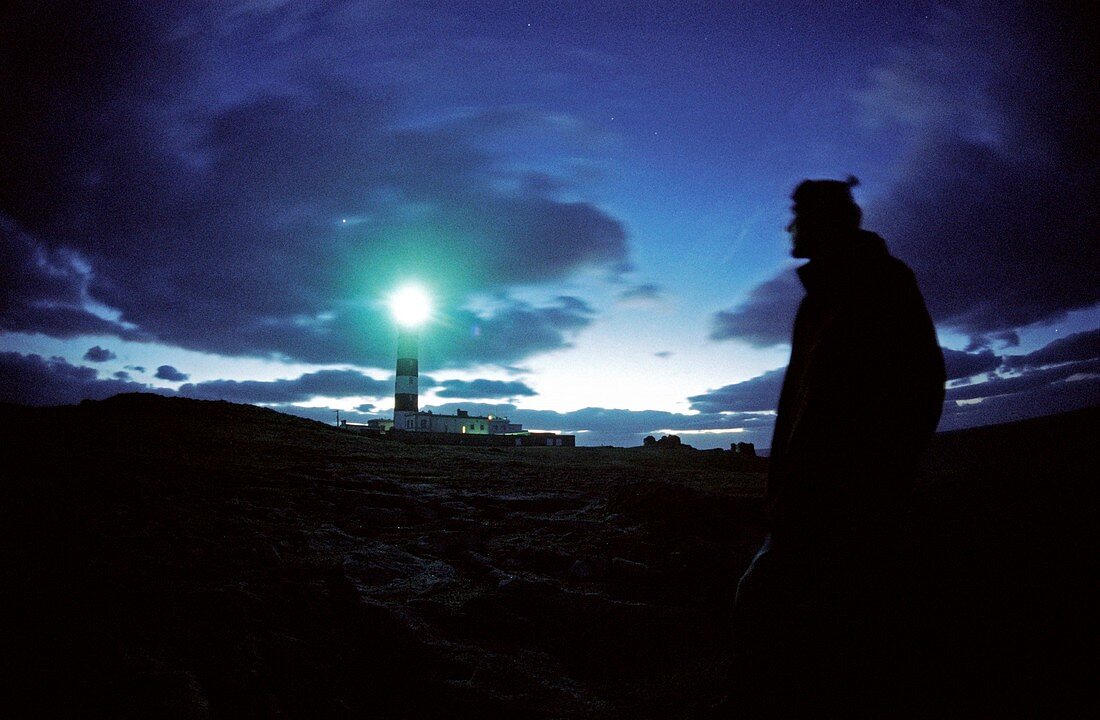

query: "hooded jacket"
xmin=766 ymin=230 xmax=945 ymax=543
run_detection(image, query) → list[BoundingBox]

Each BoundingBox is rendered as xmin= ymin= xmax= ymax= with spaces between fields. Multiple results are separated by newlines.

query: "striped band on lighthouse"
xmin=394 ymin=328 xmax=418 ymax=428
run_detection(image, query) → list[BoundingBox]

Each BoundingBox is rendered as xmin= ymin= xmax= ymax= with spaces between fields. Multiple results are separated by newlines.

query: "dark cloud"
xmin=520 ymin=171 xmax=570 ymax=196
xmin=0 ymin=220 xmax=152 ymax=340
xmin=654 ymin=351 xmax=673 ymax=359
xmin=687 ymin=368 xmax=785 ymax=414
xmin=0 ymin=347 xmax=390 ymax=418
xmin=435 ymin=379 xmax=537 ymax=400
xmin=942 ymin=348 xmax=1000 ymax=380
xmin=617 ymin=283 xmax=663 ymax=304
xmin=178 ymin=369 xmax=390 ymax=405
xmin=0 ymin=2 xmax=191 ymax=222
xmin=709 ymin=271 xmax=800 ymax=347
xmin=0 ymin=352 xmax=152 ymax=406
xmin=155 ymin=365 xmax=189 ymax=382
xmin=1002 ymin=328 xmax=1100 ymax=371
xmin=871 ymin=141 xmax=1098 ymax=337
xmin=0 ymin=300 xmax=147 ymax=341
xmin=0 ymin=3 xmax=630 ymax=369
xmin=965 ymin=331 xmax=1021 ymax=352
xmin=429 ymin=297 xmax=595 ymax=368
xmin=695 ymin=329 xmax=1098 ymax=437
xmin=711 ymin=2 xmax=1099 ymax=346
xmin=0 ymin=220 xmax=87 ymax=333
xmin=945 ymin=358 xmax=1100 ymax=403
xmin=83 ymin=346 xmax=117 ymax=362
xmin=862 ymin=2 xmax=1098 ymax=335
xmin=940 ymin=366 xmax=1100 ymax=432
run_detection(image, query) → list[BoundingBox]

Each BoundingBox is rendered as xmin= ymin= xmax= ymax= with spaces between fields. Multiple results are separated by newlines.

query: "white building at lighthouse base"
xmin=347 ymin=408 xmax=573 ymax=446
xmin=394 ymin=408 xmax=522 ymax=434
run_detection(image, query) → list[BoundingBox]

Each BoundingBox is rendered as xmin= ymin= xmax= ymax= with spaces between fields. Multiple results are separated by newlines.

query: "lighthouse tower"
xmin=389 ymin=284 xmax=431 ymax=431
xmin=393 ymin=328 xmax=419 ymax=430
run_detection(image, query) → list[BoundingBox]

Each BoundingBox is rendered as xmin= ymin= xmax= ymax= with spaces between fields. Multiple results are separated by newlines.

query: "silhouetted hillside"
xmin=0 ymin=394 xmax=1094 ymax=717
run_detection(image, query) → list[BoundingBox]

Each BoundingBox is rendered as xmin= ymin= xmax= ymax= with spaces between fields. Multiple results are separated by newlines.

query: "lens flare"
xmin=389 ymin=284 xmax=432 ymax=327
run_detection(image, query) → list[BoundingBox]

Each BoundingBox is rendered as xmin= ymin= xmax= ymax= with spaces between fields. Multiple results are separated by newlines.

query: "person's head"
xmin=786 ymin=176 xmax=862 ymax=259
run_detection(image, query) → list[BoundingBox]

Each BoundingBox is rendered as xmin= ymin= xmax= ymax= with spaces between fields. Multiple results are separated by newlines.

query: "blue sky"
xmin=2 ymin=1 xmax=1097 ymax=448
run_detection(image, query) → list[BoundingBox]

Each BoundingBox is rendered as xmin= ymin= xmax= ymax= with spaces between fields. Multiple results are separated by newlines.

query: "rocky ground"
xmin=1 ymin=394 xmax=1094 ymax=718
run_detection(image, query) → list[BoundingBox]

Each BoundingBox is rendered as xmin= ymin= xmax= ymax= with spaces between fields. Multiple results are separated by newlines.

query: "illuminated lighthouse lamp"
xmin=389 ymin=284 xmax=432 ymax=328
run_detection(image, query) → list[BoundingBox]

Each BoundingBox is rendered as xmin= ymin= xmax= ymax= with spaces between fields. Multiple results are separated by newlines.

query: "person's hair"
xmin=791 ymin=175 xmax=862 ymax=229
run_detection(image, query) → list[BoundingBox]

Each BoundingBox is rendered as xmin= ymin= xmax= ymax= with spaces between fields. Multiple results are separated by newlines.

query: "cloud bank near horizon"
xmin=4 ymin=328 xmax=1096 ymax=447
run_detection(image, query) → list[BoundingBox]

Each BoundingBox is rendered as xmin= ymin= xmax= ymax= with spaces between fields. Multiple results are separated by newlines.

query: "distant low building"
xmin=342 ymin=410 xmax=573 ymax=447
xmin=394 ymin=408 xmax=523 ymax=435
xmin=340 ymin=418 xmax=392 ymax=436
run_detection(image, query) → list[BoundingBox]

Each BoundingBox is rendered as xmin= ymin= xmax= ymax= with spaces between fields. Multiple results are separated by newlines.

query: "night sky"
xmin=2 ymin=1 xmax=1097 ymax=448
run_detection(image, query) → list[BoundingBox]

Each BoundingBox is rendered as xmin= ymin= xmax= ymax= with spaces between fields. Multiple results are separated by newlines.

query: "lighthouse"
xmin=388 ymin=284 xmax=432 ymax=431
xmin=369 ymin=282 xmax=572 ymax=446
xmin=393 ymin=327 xmax=419 ymax=430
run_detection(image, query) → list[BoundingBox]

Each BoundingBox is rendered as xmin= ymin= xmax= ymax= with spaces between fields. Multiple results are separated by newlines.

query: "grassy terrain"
xmin=0 ymin=394 xmax=1094 ymax=718
xmin=1 ymin=394 xmax=766 ymax=718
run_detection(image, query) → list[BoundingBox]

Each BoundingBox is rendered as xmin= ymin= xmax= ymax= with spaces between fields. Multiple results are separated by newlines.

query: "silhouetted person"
xmin=728 ymin=177 xmax=945 ymax=717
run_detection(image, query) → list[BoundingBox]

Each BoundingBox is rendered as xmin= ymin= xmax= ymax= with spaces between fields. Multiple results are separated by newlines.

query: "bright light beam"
xmin=389 ymin=284 xmax=433 ymax=327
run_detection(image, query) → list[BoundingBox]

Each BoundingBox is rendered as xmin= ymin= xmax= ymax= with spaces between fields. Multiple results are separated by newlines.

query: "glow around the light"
xmin=389 ymin=284 xmax=432 ymax=327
